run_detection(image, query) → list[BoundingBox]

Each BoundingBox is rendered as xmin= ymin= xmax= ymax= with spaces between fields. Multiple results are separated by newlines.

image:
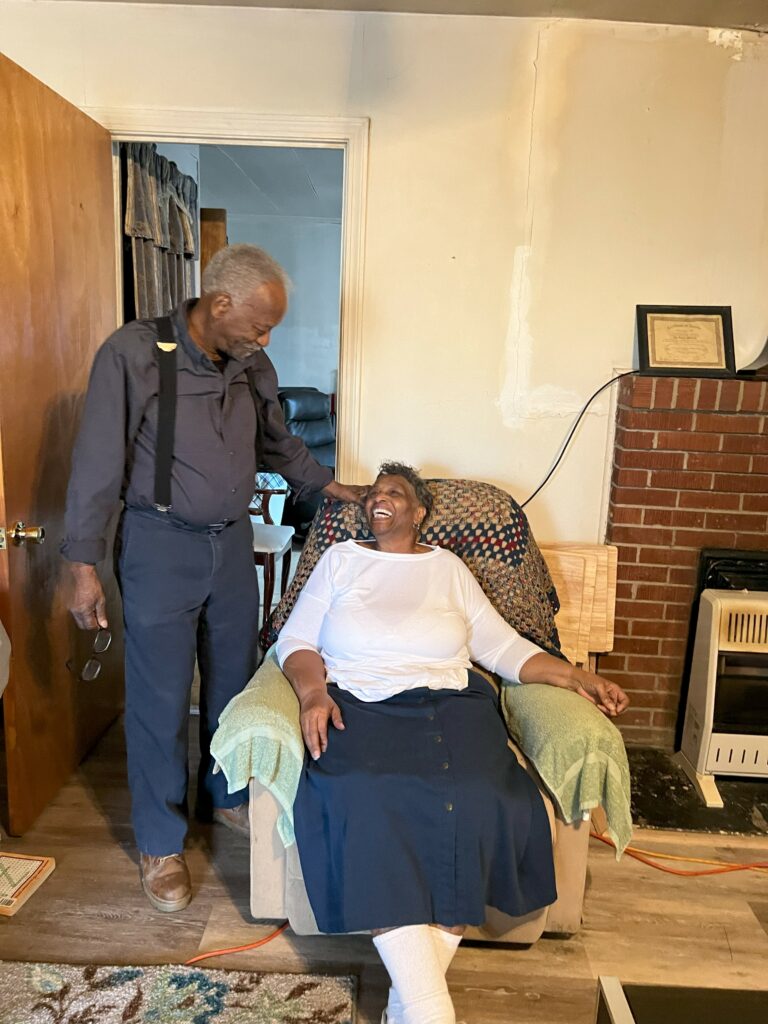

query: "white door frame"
xmin=83 ymin=106 xmax=369 ymax=483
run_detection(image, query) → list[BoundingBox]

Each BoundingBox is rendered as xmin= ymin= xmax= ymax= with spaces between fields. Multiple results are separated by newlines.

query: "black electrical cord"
xmin=520 ymin=370 xmax=637 ymax=508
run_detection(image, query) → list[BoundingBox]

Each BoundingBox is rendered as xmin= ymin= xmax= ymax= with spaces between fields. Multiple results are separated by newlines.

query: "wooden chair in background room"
xmin=249 ymin=483 xmax=295 ymax=630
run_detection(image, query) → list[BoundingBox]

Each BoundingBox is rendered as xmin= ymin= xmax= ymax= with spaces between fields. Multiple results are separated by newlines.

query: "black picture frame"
xmin=636 ymin=305 xmax=736 ymax=378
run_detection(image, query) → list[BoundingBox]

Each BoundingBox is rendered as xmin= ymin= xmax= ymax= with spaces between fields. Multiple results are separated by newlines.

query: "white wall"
xmin=3 ymin=4 xmax=768 ymax=541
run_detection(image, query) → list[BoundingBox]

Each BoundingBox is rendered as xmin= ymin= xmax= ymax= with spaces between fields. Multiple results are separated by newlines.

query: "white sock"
xmin=374 ymin=925 xmax=456 ymax=1024
xmin=387 ymin=928 xmax=461 ymax=1022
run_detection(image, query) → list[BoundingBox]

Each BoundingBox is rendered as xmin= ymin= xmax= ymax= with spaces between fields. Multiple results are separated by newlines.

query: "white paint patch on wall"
xmin=499 ymin=244 xmax=582 ymax=428
xmin=708 ymin=28 xmax=744 ymax=61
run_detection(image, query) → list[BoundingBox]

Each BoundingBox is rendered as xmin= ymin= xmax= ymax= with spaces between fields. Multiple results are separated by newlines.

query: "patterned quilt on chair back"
xmin=261 ymin=478 xmax=563 ymax=658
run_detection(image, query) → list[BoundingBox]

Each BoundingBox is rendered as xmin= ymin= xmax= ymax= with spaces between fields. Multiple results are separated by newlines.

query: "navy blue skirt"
xmin=293 ymin=671 xmax=557 ymax=933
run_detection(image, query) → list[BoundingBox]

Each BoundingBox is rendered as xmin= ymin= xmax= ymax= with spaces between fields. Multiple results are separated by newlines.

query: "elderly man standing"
xmin=62 ymin=244 xmax=360 ymax=912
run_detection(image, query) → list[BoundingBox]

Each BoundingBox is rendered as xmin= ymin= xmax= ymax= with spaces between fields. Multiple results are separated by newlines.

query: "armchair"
xmin=277 ymin=387 xmax=336 ymax=468
xmin=220 ymin=480 xmax=628 ymax=942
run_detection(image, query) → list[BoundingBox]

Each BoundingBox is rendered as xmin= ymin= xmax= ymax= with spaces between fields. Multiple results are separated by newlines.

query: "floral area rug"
xmin=0 ymin=961 xmax=356 ymax=1023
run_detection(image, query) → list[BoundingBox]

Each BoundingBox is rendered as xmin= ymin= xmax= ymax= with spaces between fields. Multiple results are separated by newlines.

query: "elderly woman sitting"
xmin=276 ymin=462 xmax=629 ymax=1024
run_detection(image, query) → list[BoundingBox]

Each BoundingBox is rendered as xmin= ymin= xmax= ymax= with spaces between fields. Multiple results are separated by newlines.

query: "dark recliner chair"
xmin=278 ymin=387 xmax=336 ymax=537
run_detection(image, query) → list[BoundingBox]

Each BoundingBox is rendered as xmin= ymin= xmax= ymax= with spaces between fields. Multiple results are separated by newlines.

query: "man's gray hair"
xmin=201 ymin=244 xmax=290 ymax=304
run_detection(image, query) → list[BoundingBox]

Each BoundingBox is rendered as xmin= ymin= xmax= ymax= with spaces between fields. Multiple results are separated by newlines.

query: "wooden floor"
xmin=1 ymin=720 xmax=767 ymax=1023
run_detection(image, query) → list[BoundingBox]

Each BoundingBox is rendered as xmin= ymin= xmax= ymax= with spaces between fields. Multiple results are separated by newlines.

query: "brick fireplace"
xmin=600 ymin=375 xmax=768 ymax=749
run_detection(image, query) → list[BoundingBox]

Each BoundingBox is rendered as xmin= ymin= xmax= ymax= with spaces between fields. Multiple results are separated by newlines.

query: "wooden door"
xmin=200 ymin=208 xmax=228 ymax=273
xmin=0 ymin=55 xmax=123 ymax=835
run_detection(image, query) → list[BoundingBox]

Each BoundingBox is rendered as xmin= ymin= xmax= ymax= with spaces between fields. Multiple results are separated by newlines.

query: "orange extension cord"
xmin=590 ymin=831 xmax=768 ymax=876
xmin=183 ymin=838 xmax=768 ymax=965
xmin=185 ymin=921 xmax=289 ymax=966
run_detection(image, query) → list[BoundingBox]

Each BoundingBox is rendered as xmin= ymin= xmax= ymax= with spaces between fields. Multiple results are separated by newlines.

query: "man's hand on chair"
xmin=322 ymin=480 xmax=367 ymax=505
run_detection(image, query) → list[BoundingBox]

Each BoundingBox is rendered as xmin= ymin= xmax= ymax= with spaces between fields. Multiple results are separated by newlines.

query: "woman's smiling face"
xmin=364 ymin=474 xmax=425 ymax=544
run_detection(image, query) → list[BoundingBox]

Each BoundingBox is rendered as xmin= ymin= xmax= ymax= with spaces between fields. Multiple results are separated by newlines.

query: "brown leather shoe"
xmin=139 ymin=853 xmax=191 ymax=912
xmin=212 ymin=803 xmax=250 ymax=837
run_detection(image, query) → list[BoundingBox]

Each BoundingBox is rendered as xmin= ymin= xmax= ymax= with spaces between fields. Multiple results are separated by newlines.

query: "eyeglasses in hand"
xmin=67 ymin=628 xmax=112 ymax=682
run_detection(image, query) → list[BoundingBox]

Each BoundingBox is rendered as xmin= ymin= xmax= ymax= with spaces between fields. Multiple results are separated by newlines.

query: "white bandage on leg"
xmin=386 ymin=986 xmax=404 ymax=1024
xmin=387 ymin=929 xmax=461 ymax=1023
xmin=374 ymin=925 xmax=456 ymax=1024
xmin=431 ymin=928 xmax=462 ymax=972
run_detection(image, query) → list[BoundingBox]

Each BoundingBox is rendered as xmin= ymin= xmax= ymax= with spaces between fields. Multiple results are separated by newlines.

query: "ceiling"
xmin=199 ymin=145 xmax=344 ymax=220
xmin=62 ymin=1 xmax=768 ymax=32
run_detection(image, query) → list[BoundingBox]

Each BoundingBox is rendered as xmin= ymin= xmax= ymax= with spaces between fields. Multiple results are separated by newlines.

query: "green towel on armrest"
xmin=501 ymin=682 xmax=632 ymax=857
xmin=211 ymin=653 xmax=633 ymax=857
xmin=210 ymin=647 xmax=304 ymax=847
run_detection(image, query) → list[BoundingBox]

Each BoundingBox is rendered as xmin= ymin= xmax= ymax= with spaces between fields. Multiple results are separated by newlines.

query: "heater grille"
xmin=706 ymin=734 xmax=768 ymax=776
xmin=718 ymin=600 xmax=768 ymax=651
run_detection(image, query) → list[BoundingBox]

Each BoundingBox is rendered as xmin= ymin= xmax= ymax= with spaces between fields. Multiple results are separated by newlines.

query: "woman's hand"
xmin=519 ymin=652 xmax=630 ymax=718
xmin=300 ymin=691 xmax=345 ymax=760
xmin=567 ymin=668 xmax=630 ymax=718
xmin=282 ymin=650 xmax=345 ymax=758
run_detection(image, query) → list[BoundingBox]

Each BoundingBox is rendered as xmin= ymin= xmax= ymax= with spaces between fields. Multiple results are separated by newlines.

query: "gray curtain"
xmin=123 ymin=142 xmax=199 ymax=318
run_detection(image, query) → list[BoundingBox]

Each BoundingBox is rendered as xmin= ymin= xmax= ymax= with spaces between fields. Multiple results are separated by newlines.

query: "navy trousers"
xmin=117 ymin=508 xmax=259 ymax=856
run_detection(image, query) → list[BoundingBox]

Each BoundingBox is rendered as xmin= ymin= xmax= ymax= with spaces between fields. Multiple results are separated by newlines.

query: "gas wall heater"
xmin=678 ymin=590 xmax=768 ymax=808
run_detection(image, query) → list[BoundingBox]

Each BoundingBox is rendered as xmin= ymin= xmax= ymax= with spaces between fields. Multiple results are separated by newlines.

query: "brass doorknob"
xmin=12 ymin=522 xmax=46 ymax=544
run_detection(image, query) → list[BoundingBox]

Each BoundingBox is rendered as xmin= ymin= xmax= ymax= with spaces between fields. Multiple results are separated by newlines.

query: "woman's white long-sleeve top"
xmin=275 ymin=540 xmax=543 ymax=701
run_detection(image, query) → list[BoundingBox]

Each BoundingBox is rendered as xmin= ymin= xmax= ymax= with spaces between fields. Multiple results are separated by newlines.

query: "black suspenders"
xmin=152 ymin=316 xmax=263 ymax=513
xmin=153 ymin=316 xmax=177 ymax=512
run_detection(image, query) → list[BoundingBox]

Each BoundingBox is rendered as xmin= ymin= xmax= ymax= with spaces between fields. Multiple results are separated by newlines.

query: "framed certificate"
xmin=636 ymin=305 xmax=735 ymax=377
